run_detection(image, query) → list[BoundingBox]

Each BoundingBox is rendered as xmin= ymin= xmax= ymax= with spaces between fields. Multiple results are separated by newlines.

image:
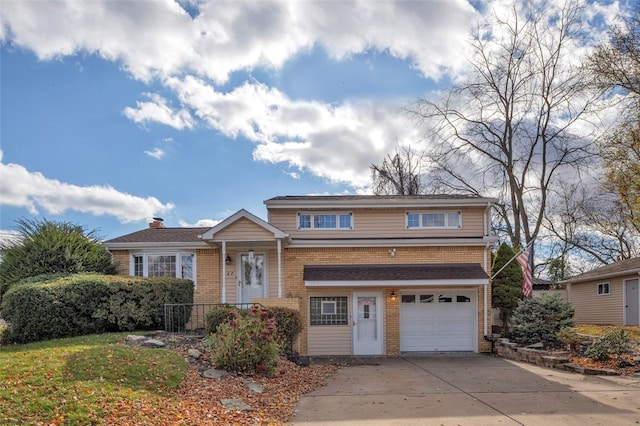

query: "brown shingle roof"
xmin=104 ymin=227 xmax=208 ymax=244
xmin=267 ymin=194 xmax=484 ymax=202
xmin=303 ymin=264 xmax=488 ymax=281
xmin=566 ymin=257 xmax=640 ymax=283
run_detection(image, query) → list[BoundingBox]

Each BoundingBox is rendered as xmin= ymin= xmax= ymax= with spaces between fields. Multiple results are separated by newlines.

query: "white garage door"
xmin=400 ymin=290 xmax=475 ymax=352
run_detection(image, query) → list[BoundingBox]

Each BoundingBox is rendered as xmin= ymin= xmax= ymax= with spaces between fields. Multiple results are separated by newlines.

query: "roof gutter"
xmin=103 ymin=241 xmax=210 ymax=250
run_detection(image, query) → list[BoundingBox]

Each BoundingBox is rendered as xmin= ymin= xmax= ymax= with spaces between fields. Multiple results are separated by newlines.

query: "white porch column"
xmin=277 ymin=239 xmax=282 ymax=298
xmin=221 ymin=240 xmax=227 ymax=303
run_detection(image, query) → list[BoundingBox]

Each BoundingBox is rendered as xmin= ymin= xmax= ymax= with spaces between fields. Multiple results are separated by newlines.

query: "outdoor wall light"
xmin=225 ymin=254 xmax=232 ymax=265
xmin=390 ymin=290 xmax=397 ymax=301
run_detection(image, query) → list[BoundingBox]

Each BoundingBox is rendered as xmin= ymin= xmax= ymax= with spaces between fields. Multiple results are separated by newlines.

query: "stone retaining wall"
xmin=494 ymin=338 xmax=618 ymax=376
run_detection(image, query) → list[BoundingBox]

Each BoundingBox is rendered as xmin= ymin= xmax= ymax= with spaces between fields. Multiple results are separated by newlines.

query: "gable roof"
xmin=103 ymin=227 xmax=209 ymax=249
xmin=265 ymin=194 xmax=497 ymax=209
xmin=303 ymin=263 xmax=489 ymax=287
xmin=199 ymin=209 xmax=288 ymax=240
xmin=564 ymin=257 xmax=640 ymax=284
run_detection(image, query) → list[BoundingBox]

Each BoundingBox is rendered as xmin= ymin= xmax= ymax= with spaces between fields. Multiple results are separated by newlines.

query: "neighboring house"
xmin=564 ymin=257 xmax=640 ymax=326
xmin=104 ymin=195 xmax=498 ymax=355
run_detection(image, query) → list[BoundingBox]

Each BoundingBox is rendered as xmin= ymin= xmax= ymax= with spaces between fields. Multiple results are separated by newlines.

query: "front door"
xmin=625 ymin=279 xmax=639 ymax=326
xmin=352 ymin=292 xmax=383 ymax=355
xmin=239 ymin=252 xmax=265 ymax=304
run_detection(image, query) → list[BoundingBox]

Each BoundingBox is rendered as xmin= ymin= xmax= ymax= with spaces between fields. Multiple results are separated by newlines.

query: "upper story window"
xmin=131 ymin=253 xmax=196 ymax=286
xmin=298 ymin=212 xmax=353 ymax=230
xmin=406 ymin=211 xmax=461 ymax=229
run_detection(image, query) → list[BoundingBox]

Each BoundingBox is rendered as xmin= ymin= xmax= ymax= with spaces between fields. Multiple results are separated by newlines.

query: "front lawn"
xmin=573 ymin=324 xmax=640 ymax=342
xmin=0 ymin=333 xmax=187 ymax=425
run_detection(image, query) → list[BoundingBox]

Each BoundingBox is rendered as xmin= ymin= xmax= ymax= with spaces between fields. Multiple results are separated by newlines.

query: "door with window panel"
xmin=239 ymin=252 xmax=265 ymax=303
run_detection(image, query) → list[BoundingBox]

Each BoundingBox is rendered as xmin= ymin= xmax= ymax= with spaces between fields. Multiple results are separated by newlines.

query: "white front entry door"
xmin=352 ymin=292 xmax=383 ymax=355
xmin=239 ymin=252 xmax=265 ymax=303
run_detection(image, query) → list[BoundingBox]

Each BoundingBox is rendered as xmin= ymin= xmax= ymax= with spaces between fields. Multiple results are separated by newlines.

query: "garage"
xmin=400 ymin=290 xmax=476 ymax=352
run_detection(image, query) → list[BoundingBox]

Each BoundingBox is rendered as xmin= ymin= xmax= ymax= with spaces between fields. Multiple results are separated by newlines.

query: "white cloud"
xmin=166 ymin=76 xmax=421 ymax=189
xmin=178 ymin=219 xmax=221 ymax=228
xmin=0 ymin=0 xmax=478 ymax=84
xmin=0 ymin=151 xmax=174 ymax=223
xmin=123 ymin=93 xmax=194 ymax=130
xmin=144 ymin=147 xmax=166 ymax=160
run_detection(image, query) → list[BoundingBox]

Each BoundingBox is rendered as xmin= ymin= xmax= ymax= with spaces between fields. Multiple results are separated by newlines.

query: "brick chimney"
xmin=149 ymin=217 xmax=165 ymax=229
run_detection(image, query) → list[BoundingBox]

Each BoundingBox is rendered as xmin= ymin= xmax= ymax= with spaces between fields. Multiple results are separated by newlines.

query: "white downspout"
xmin=484 ymin=242 xmax=490 ymax=337
xmin=277 ymin=239 xmax=282 ymax=298
xmin=221 ymin=240 xmax=227 ymax=303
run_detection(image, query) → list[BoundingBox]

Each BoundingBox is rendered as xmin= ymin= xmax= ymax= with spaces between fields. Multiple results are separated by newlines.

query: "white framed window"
xmin=298 ymin=212 xmax=353 ymax=230
xmin=130 ymin=252 xmax=196 ymax=287
xmin=597 ymin=282 xmax=610 ymax=295
xmin=406 ymin=211 xmax=462 ymax=229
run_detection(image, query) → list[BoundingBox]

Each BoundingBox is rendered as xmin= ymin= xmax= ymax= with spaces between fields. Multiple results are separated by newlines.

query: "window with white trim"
xmin=130 ymin=253 xmax=196 ymax=285
xmin=310 ymin=297 xmax=348 ymax=325
xmin=597 ymin=282 xmax=610 ymax=295
xmin=406 ymin=211 xmax=462 ymax=229
xmin=298 ymin=212 xmax=353 ymax=230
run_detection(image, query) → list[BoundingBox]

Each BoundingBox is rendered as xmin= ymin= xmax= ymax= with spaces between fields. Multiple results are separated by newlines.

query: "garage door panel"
xmin=400 ymin=290 xmax=475 ymax=352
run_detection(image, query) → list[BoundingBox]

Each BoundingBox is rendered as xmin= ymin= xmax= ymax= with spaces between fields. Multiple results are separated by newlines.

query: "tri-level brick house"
xmin=104 ymin=195 xmax=498 ymax=355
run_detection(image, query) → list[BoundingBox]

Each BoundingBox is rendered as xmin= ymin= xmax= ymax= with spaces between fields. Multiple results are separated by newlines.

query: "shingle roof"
xmin=104 ymin=227 xmax=208 ymax=244
xmin=303 ymin=263 xmax=488 ymax=281
xmin=267 ymin=195 xmax=483 ymax=201
xmin=565 ymin=257 xmax=640 ymax=283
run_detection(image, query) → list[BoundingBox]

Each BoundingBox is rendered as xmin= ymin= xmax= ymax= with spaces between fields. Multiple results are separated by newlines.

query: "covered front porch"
xmin=198 ymin=209 xmax=290 ymax=304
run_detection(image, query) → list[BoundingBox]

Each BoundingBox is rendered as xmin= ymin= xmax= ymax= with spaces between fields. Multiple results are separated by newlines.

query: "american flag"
xmin=516 ymin=250 xmax=533 ymax=297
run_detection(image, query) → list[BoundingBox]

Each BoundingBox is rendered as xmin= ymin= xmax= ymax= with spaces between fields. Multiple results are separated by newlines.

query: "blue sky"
xmin=0 ymin=0 xmax=625 ymax=242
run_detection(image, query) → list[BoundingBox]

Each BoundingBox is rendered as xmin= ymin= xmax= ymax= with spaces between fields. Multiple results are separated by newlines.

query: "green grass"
xmin=573 ymin=324 xmax=640 ymax=342
xmin=0 ymin=333 xmax=187 ymax=425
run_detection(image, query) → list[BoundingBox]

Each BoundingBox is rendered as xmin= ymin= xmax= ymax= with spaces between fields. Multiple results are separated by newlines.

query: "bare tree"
xmin=586 ymin=12 xmax=640 ymax=234
xmin=370 ymin=146 xmax=424 ymax=195
xmin=408 ymin=0 xmax=601 ymax=262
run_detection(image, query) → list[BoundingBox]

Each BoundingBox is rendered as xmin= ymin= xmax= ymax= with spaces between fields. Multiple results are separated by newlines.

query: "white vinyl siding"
xmin=269 ymin=207 xmax=484 ymax=239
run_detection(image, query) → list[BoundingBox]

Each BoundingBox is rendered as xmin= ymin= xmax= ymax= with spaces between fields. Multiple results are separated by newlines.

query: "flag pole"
xmin=489 ymin=240 xmax=534 ymax=280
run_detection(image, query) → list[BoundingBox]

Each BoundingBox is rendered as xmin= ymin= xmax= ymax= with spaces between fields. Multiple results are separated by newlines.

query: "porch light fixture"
xmin=225 ymin=254 xmax=232 ymax=265
xmin=390 ymin=290 xmax=397 ymax=301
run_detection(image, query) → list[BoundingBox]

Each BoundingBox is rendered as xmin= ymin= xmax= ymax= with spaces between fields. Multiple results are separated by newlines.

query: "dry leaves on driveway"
xmin=102 ymin=356 xmax=336 ymax=426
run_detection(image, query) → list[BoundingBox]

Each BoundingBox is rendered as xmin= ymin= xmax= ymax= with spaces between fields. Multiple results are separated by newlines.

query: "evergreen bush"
xmin=0 ymin=274 xmax=193 ymax=343
xmin=585 ymin=329 xmax=632 ymax=362
xmin=509 ymin=293 xmax=574 ymax=346
xmin=204 ymin=305 xmax=243 ymax=334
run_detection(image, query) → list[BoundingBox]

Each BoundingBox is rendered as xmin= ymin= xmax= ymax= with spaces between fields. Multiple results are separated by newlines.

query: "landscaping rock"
xmin=142 ymin=339 xmax=166 ymax=348
xmin=187 ymin=349 xmax=202 ymax=359
xmin=527 ymin=342 xmax=544 ymax=349
xmin=126 ymin=335 xmax=146 ymax=342
xmin=221 ymin=398 xmax=253 ymax=411
xmin=203 ymin=368 xmax=228 ymax=379
xmin=244 ymin=382 xmax=264 ymax=393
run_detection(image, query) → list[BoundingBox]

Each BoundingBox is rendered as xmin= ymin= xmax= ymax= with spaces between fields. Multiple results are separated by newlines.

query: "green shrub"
xmin=509 ymin=293 xmax=574 ymax=346
xmin=266 ymin=306 xmax=303 ymax=353
xmin=557 ymin=327 xmax=582 ymax=352
xmin=585 ymin=329 xmax=632 ymax=361
xmin=0 ymin=274 xmax=193 ymax=343
xmin=204 ymin=305 xmax=242 ymax=334
xmin=212 ymin=306 xmax=280 ymax=376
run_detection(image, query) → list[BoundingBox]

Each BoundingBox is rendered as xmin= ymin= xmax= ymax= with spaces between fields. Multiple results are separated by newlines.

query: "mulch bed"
xmin=569 ymin=354 xmax=640 ymax=376
xmin=103 ymin=333 xmax=337 ymax=425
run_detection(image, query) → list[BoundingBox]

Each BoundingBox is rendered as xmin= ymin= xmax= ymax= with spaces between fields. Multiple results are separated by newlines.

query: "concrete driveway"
xmin=291 ymin=355 xmax=640 ymax=426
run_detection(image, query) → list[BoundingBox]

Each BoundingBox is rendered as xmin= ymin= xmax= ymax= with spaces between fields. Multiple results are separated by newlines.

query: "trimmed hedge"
xmin=0 ymin=274 xmax=194 ymax=343
xmin=204 ymin=305 xmax=243 ymax=334
xmin=266 ymin=306 xmax=303 ymax=353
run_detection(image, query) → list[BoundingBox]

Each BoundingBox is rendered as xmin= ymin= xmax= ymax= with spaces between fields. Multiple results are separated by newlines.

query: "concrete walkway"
xmin=291 ymin=355 xmax=640 ymax=426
